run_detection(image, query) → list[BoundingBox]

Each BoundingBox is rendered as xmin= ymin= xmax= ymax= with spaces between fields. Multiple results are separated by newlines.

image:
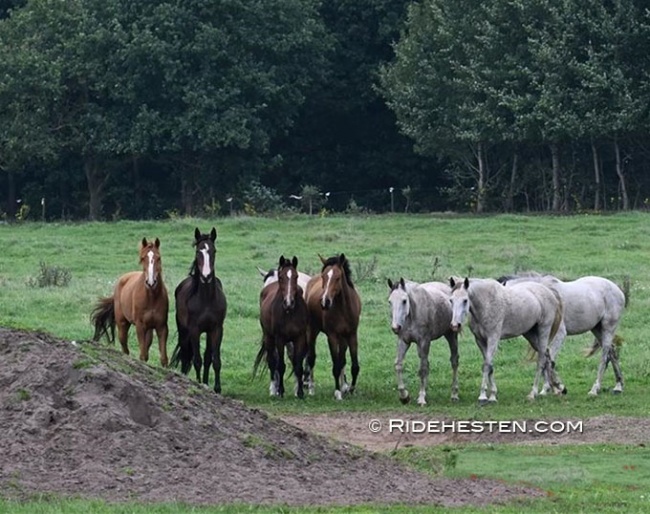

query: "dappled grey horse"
xmin=450 ymin=277 xmax=563 ymax=404
xmin=258 ymin=265 xmax=311 ymax=294
xmin=388 ymin=278 xmax=459 ymax=405
xmin=498 ymin=273 xmax=627 ymax=395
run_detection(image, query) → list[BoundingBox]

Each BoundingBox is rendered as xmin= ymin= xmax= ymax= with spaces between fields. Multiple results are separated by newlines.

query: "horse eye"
xmin=402 ymin=299 xmax=407 ymax=305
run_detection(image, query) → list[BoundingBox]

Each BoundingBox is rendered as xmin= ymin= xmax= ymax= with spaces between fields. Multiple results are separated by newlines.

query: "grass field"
xmin=1 ymin=212 xmax=650 ymax=512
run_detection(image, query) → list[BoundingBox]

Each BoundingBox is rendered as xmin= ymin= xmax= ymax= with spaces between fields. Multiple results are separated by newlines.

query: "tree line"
xmin=2 ymin=0 xmax=650 ymax=220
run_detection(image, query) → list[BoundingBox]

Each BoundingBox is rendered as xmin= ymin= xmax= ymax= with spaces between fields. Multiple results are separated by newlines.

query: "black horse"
xmin=171 ymin=227 xmax=227 ymax=393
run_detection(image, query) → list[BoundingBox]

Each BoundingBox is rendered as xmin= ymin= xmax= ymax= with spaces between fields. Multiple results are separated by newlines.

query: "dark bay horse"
xmin=91 ymin=237 xmax=169 ymax=367
xmin=254 ymin=255 xmax=309 ymax=398
xmin=170 ymin=227 xmax=227 ymax=393
xmin=304 ymin=254 xmax=361 ymax=400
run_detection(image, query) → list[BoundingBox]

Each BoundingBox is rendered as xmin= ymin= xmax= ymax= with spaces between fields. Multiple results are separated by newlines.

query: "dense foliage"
xmin=2 ymin=0 xmax=650 ymax=219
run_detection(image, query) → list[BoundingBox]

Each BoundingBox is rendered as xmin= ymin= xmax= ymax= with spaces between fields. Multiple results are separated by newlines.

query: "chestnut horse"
xmin=170 ymin=227 xmax=227 ymax=393
xmin=254 ymin=255 xmax=309 ymax=398
xmin=91 ymin=237 xmax=169 ymax=367
xmin=304 ymin=254 xmax=361 ymax=400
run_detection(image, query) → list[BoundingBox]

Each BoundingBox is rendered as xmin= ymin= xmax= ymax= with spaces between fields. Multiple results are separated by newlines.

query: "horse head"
xmin=277 ymin=255 xmax=300 ymax=311
xmin=318 ymin=253 xmax=351 ymax=310
xmin=140 ymin=237 xmax=162 ymax=289
xmin=193 ymin=227 xmax=217 ymax=283
xmin=387 ymin=277 xmax=409 ymax=334
xmin=449 ymin=276 xmax=470 ymax=332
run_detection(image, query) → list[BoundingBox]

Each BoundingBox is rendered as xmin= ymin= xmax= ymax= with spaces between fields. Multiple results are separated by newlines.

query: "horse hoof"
xmin=561 ymin=387 xmax=568 ymax=395
xmin=478 ymin=398 xmax=489 ymax=406
xmin=612 ymin=389 xmax=622 ymax=395
xmin=399 ymin=394 xmax=410 ymax=405
xmin=451 ymin=396 xmax=459 ymax=403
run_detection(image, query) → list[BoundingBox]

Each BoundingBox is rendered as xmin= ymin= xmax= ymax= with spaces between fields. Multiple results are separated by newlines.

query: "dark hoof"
xmin=561 ymin=387 xmax=568 ymax=395
xmin=214 ymin=386 xmax=221 ymax=394
xmin=451 ymin=397 xmax=459 ymax=403
xmin=612 ymin=389 xmax=622 ymax=395
xmin=297 ymin=390 xmax=305 ymax=399
xmin=478 ymin=399 xmax=489 ymax=406
xmin=399 ymin=394 xmax=411 ymax=405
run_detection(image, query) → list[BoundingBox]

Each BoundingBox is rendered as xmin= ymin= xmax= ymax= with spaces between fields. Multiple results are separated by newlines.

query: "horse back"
xmin=410 ymin=286 xmax=453 ymax=340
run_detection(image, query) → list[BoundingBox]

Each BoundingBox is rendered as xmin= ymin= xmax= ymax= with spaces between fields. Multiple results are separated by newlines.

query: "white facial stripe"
xmin=286 ymin=269 xmax=293 ymax=302
xmin=147 ymin=250 xmax=155 ymax=285
xmin=200 ymin=246 xmax=211 ymax=277
xmin=322 ymin=268 xmax=334 ymax=303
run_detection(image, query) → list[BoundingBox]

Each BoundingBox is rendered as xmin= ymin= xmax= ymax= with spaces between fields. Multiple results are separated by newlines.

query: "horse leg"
xmin=202 ymin=339 xmax=212 ymax=386
xmin=394 ymin=338 xmax=411 ymax=404
xmin=474 ymin=337 xmax=491 ymax=404
xmin=189 ymin=330 xmax=202 ymax=384
xmin=542 ymin=323 xmax=567 ymax=395
xmin=266 ymin=338 xmax=280 ymax=397
xmin=609 ymin=344 xmax=624 ymax=394
xmin=304 ymin=330 xmax=318 ymax=396
xmin=117 ymin=321 xmax=131 ymax=355
xmin=589 ymin=330 xmax=616 ymax=396
xmin=156 ymin=323 xmax=169 ymax=368
xmin=348 ymin=333 xmax=360 ymax=394
xmin=293 ymin=336 xmax=307 ymax=399
xmin=327 ymin=336 xmax=344 ymax=400
xmin=277 ymin=341 xmax=286 ymax=398
xmin=415 ymin=339 xmax=431 ymax=406
xmin=445 ymin=333 xmax=460 ymax=402
xmin=208 ymin=325 xmax=224 ymax=394
xmin=135 ymin=325 xmax=153 ymax=362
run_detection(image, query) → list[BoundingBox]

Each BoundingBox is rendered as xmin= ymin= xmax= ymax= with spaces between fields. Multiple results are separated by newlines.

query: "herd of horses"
xmin=91 ymin=227 xmax=628 ymax=405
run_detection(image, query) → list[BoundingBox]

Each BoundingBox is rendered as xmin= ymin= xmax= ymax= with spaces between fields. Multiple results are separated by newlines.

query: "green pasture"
xmin=1 ymin=212 xmax=650 ymax=512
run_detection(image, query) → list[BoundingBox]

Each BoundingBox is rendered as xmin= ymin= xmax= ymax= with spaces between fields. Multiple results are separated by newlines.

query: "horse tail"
xmin=252 ymin=340 xmax=268 ymax=377
xmin=621 ymin=275 xmax=630 ymax=308
xmin=585 ymin=334 xmax=623 ymax=358
xmin=90 ymin=296 xmax=115 ymax=343
xmin=169 ymin=326 xmax=193 ymax=374
xmin=548 ymin=288 xmax=564 ymax=343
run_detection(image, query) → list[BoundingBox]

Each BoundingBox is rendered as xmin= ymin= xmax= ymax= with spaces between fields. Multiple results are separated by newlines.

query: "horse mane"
xmin=322 ymin=255 xmax=354 ymax=288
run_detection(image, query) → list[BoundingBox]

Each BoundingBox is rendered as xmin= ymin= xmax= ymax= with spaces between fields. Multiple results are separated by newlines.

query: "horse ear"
xmin=387 ymin=278 xmax=394 ymax=289
xmin=292 ymin=256 xmax=298 ymax=268
xmin=464 ymin=277 xmax=470 ymax=289
xmin=399 ymin=277 xmax=406 ymax=289
xmin=318 ymin=254 xmax=326 ymax=265
xmin=210 ymin=227 xmax=217 ymax=241
xmin=279 ymin=255 xmax=286 ymax=266
xmin=194 ymin=227 xmax=201 ymax=241
xmin=449 ymin=277 xmax=456 ymax=288
xmin=141 ymin=237 xmax=148 ymax=248
xmin=154 ymin=238 xmax=160 ymax=248
xmin=339 ymin=253 xmax=346 ymax=264
xmin=257 ymin=266 xmax=267 ymax=277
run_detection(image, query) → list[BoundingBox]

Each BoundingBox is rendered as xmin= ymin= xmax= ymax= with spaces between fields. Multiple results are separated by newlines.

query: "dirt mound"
xmin=0 ymin=328 xmax=543 ymax=507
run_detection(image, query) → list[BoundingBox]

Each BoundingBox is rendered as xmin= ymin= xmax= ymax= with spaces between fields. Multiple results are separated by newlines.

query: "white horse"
xmin=258 ymin=266 xmax=311 ymax=295
xmin=450 ymin=277 xmax=563 ymax=404
xmin=388 ymin=278 xmax=459 ymax=405
xmin=498 ymin=273 xmax=627 ymax=396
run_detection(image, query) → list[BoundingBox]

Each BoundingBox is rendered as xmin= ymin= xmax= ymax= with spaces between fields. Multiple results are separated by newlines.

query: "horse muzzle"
xmin=450 ymin=323 xmax=462 ymax=333
xmin=320 ymin=298 xmax=332 ymax=310
xmin=391 ymin=324 xmax=401 ymax=334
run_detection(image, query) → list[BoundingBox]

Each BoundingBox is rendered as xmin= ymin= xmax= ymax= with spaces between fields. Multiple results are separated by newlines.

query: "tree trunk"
xmin=6 ymin=170 xmax=16 ymax=218
xmin=591 ymin=140 xmax=601 ymax=211
xmin=614 ymin=139 xmax=630 ymax=211
xmin=550 ymin=143 xmax=562 ymax=212
xmin=506 ymin=152 xmax=518 ymax=212
xmin=84 ymin=157 xmax=105 ymax=221
xmin=476 ymin=141 xmax=485 ymax=214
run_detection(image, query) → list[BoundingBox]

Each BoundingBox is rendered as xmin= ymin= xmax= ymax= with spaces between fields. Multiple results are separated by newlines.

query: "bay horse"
xmin=91 ymin=237 xmax=169 ymax=367
xmin=449 ymin=277 xmax=563 ymax=404
xmin=170 ymin=227 xmax=227 ymax=393
xmin=254 ymin=256 xmax=308 ymax=398
xmin=304 ymin=254 xmax=361 ymax=400
xmin=388 ymin=278 xmax=459 ymax=405
xmin=498 ymin=273 xmax=627 ymax=395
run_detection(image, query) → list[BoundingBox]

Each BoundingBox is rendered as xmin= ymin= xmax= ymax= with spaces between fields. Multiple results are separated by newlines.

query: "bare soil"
xmin=0 ymin=328 xmax=551 ymax=507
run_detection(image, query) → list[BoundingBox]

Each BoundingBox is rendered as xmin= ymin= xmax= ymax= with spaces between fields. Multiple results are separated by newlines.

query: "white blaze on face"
xmin=146 ymin=250 xmax=156 ymax=286
xmin=284 ymin=269 xmax=293 ymax=305
xmin=200 ymin=245 xmax=211 ymax=278
xmin=321 ymin=268 xmax=334 ymax=306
